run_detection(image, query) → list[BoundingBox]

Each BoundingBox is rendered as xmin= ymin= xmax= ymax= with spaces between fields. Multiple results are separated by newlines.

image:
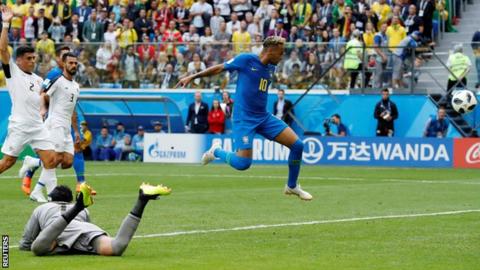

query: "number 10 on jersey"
xmin=259 ymin=78 xmax=268 ymax=92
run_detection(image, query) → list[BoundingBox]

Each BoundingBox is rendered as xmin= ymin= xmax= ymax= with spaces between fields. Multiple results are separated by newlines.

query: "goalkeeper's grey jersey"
xmin=19 ymin=202 xmax=106 ymax=252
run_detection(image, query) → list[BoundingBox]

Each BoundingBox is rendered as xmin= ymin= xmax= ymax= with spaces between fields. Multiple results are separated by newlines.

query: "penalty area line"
xmin=133 ymin=209 xmax=480 ymax=238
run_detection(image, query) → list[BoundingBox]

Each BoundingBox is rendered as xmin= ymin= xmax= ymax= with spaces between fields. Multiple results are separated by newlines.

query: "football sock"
xmin=110 ymin=213 xmax=141 ymax=256
xmin=73 ymin=153 xmax=85 ymax=183
xmin=25 ymin=158 xmax=41 ymax=179
xmin=38 ymin=168 xmax=58 ymax=194
xmin=62 ymin=192 xmax=86 ymax=223
xmin=130 ymin=189 xmax=154 ymax=218
xmin=287 ymin=139 xmax=304 ymax=188
xmin=30 ymin=217 xmax=68 ymax=256
xmin=31 ymin=181 xmax=45 ymax=195
xmin=214 ymin=149 xmax=252 ymax=171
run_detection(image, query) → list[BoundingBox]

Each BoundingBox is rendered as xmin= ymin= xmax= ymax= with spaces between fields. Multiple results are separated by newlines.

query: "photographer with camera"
xmin=374 ymin=88 xmax=399 ymax=137
xmin=324 ymin=114 xmax=348 ymax=137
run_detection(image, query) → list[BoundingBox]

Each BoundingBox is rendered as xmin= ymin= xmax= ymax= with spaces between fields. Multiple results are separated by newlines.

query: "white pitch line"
xmin=8 ymin=209 xmax=480 ymax=249
xmin=133 ymin=209 xmax=480 ymax=238
xmin=1 ymin=172 xmax=480 ymax=185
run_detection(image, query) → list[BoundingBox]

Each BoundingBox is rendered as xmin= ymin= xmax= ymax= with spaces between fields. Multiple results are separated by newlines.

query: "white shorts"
xmin=1 ymin=125 xmax=54 ymax=157
xmin=47 ymin=125 xmax=74 ymax=155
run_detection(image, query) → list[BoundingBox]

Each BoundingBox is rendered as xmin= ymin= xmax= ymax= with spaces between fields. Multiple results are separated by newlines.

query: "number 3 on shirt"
xmin=259 ymin=78 xmax=268 ymax=92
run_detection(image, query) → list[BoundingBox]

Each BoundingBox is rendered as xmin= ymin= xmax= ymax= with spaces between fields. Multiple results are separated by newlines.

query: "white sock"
xmin=31 ymin=182 xmax=45 ymax=196
xmin=38 ymin=168 xmax=57 ymax=194
xmin=26 ymin=156 xmax=41 ymax=168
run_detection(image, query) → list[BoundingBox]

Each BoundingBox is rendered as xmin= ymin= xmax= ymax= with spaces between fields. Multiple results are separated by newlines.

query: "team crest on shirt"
xmin=242 ymin=136 xmax=249 ymax=145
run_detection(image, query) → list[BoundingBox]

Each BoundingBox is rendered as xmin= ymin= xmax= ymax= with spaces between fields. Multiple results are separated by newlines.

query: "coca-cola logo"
xmin=466 ymin=143 xmax=480 ymax=164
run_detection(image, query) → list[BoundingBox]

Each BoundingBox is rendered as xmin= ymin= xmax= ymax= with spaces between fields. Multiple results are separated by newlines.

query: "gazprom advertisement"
xmin=144 ymin=134 xmax=456 ymax=168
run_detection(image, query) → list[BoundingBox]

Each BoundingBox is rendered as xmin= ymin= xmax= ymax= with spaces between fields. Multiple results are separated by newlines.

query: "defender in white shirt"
xmin=23 ymin=52 xmax=82 ymax=202
xmin=0 ymin=6 xmax=56 ymax=179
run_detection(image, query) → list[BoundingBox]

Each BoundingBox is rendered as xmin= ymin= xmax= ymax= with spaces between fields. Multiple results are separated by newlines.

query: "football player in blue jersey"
xmin=176 ymin=36 xmax=312 ymax=200
xmin=20 ymin=46 xmax=94 ymax=196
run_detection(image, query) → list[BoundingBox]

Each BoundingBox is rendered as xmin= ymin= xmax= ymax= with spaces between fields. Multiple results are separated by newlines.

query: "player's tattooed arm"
xmin=0 ymin=6 xmax=14 ymax=65
xmin=175 ymin=64 xmax=225 ymax=88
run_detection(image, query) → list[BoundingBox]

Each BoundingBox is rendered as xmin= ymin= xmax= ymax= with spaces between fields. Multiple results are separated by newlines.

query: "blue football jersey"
xmin=223 ymin=53 xmax=276 ymax=119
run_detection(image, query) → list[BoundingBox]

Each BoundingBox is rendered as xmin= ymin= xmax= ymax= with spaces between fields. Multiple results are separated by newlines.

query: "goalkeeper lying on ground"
xmin=19 ymin=183 xmax=171 ymax=256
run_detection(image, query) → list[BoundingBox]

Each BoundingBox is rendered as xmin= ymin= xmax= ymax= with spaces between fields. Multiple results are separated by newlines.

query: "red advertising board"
xmin=453 ymin=138 xmax=480 ymax=168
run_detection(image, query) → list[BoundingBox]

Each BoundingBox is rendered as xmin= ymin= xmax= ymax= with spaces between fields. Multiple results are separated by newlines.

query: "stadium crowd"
xmin=0 ymin=0 xmax=459 ymax=90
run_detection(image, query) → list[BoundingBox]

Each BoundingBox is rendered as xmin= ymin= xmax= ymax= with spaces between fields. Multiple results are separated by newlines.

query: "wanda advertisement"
xmin=454 ymin=138 xmax=480 ymax=168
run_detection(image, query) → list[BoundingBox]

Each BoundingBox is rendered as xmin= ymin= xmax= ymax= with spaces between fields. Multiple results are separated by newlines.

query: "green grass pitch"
xmin=1 ymin=162 xmax=479 ymax=270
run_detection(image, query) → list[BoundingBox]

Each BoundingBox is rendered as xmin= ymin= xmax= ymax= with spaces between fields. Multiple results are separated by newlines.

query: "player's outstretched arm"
xmin=72 ymin=109 xmax=80 ymax=144
xmin=175 ymin=63 xmax=225 ymax=88
xmin=0 ymin=6 xmax=13 ymax=65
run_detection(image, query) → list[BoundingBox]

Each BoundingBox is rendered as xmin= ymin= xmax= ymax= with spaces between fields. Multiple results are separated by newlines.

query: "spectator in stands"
xmin=118 ymin=18 xmax=138 ymax=49
xmin=159 ymin=63 xmax=178 ymax=89
xmin=278 ymin=0 xmax=294 ymax=31
xmin=34 ymin=8 xmax=51 ymax=39
xmin=126 ymin=0 xmax=139 ymax=21
xmin=282 ymin=50 xmax=303 ymax=80
xmin=305 ymin=52 xmax=321 ymax=82
xmin=109 ymin=0 xmax=122 ymax=23
xmin=319 ymin=0 xmax=333 ymax=27
xmin=371 ymin=0 xmax=392 ymax=30
xmin=293 ymin=0 xmax=312 ymax=37
xmin=23 ymin=7 xmax=37 ymax=42
xmin=473 ymin=29 xmax=480 ymax=89
xmin=200 ymin=26 xmax=215 ymax=46
xmin=404 ymin=4 xmax=423 ymax=35
xmin=79 ymin=121 xmax=93 ymax=160
xmin=247 ymin=14 xmax=261 ymax=38
xmin=267 ymin=19 xmax=288 ymax=39
xmin=138 ymin=35 xmax=156 ymax=62
xmin=120 ymin=45 xmax=141 ymax=88
xmin=262 ymin=8 xmax=279 ymax=37
xmin=232 ymin=21 xmax=251 ymax=54
xmin=66 ymin=13 xmax=83 ymax=42
xmin=328 ymin=114 xmax=348 ymax=136
xmin=174 ymin=0 xmax=190 ymax=26
xmin=82 ymin=10 xmax=104 ymax=43
xmin=446 ymin=44 xmax=471 ymax=91
xmin=95 ymin=42 xmax=112 ymax=82
xmin=210 ymin=7 xmax=225 ymax=36
xmin=221 ymin=91 xmax=234 ymax=119
xmin=94 ymin=127 xmax=115 ymax=161
xmin=187 ymin=53 xmax=206 ymax=87
xmin=35 ymin=31 xmax=55 ymax=59
xmin=251 ymin=33 xmax=263 ymax=55
xmin=374 ymin=22 xmax=389 ymax=88
xmin=135 ymin=9 xmax=153 ymax=38
xmin=337 ymin=6 xmax=356 ymax=39
xmin=417 ymin=0 xmax=435 ymax=41
xmin=132 ymin=126 xmax=145 ymax=161
xmin=386 ymin=15 xmax=406 ymax=52
xmin=208 ymin=100 xmax=225 ymax=134
xmin=182 ymin=24 xmax=200 ymax=42
xmin=75 ymin=0 xmax=92 ymax=24
xmin=48 ymin=17 xmax=66 ymax=43
xmin=153 ymin=121 xmax=165 ymax=133
xmin=328 ymin=27 xmax=346 ymax=88
xmin=113 ymin=123 xmax=131 ymax=161
xmin=186 ymin=91 xmax=209 ymax=133
xmin=231 ymin=0 xmax=251 ymax=21
xmin=226 ymin=12 xmax=241 ymax=35
xmin=391 ymin=31 xmax=421 ymax=88
xmin=424 ymin=107 xmax=449 ymax=138
xmin=273 ymin=89 xmax=294 ymax=126
xmin=117 ymin=135 xmax=134 ymax=161
xmin=154 ymin=0 xmax=174 ymax=30
xmin=190 ymin=0 xmax=213 ymax=36
xmin=52 ymin=0 xmax=71 ymax=24
xmin=214 ymin=21 xmax=230 ymax=42
xmin=374 ymin=88 xmax=399 ymax=137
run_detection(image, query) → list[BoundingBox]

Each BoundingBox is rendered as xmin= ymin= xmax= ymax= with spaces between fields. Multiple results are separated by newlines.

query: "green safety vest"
xmin=448 ymin=52 xmax=470 ymax=80
xmin=343 ymin=39 xmax=362 ymax=70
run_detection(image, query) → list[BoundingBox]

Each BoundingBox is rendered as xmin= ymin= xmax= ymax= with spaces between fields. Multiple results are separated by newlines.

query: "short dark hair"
xmin=15 ymin=46 xmax=35 ymax=58
xmin=332 ymin=113 xmax=341 ymax=119
xmin=48 ymin=185 xmax=73 ymax=202
xmin=62 ymin=52 xmax=77 ymax=62
xmin=56 ymin=45 xmax=70 ymax=56
xmin=381 ymin=88 xmax=389 ymax=93
xmin=278 ymin=89 xmax=285 ymax=93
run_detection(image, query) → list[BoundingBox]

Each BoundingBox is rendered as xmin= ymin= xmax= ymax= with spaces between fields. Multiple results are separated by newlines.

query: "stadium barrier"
xmin=144 ymin=133 xmax=480 ymax=169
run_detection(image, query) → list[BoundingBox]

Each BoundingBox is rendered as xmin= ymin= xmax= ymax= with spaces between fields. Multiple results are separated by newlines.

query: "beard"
xmin=67 ymin=68 xmax=77 ymax=76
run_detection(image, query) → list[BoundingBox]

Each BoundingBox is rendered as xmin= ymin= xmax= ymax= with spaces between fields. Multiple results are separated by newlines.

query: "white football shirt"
xmin=4 ymin=59 xmax=44 ymax=128
xmin=45 ymin=75 xmax=80 ymax=129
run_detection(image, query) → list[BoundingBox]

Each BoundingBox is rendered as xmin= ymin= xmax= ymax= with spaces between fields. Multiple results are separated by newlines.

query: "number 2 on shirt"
xmin=259 ymin=78 xmax=268 ymax=92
